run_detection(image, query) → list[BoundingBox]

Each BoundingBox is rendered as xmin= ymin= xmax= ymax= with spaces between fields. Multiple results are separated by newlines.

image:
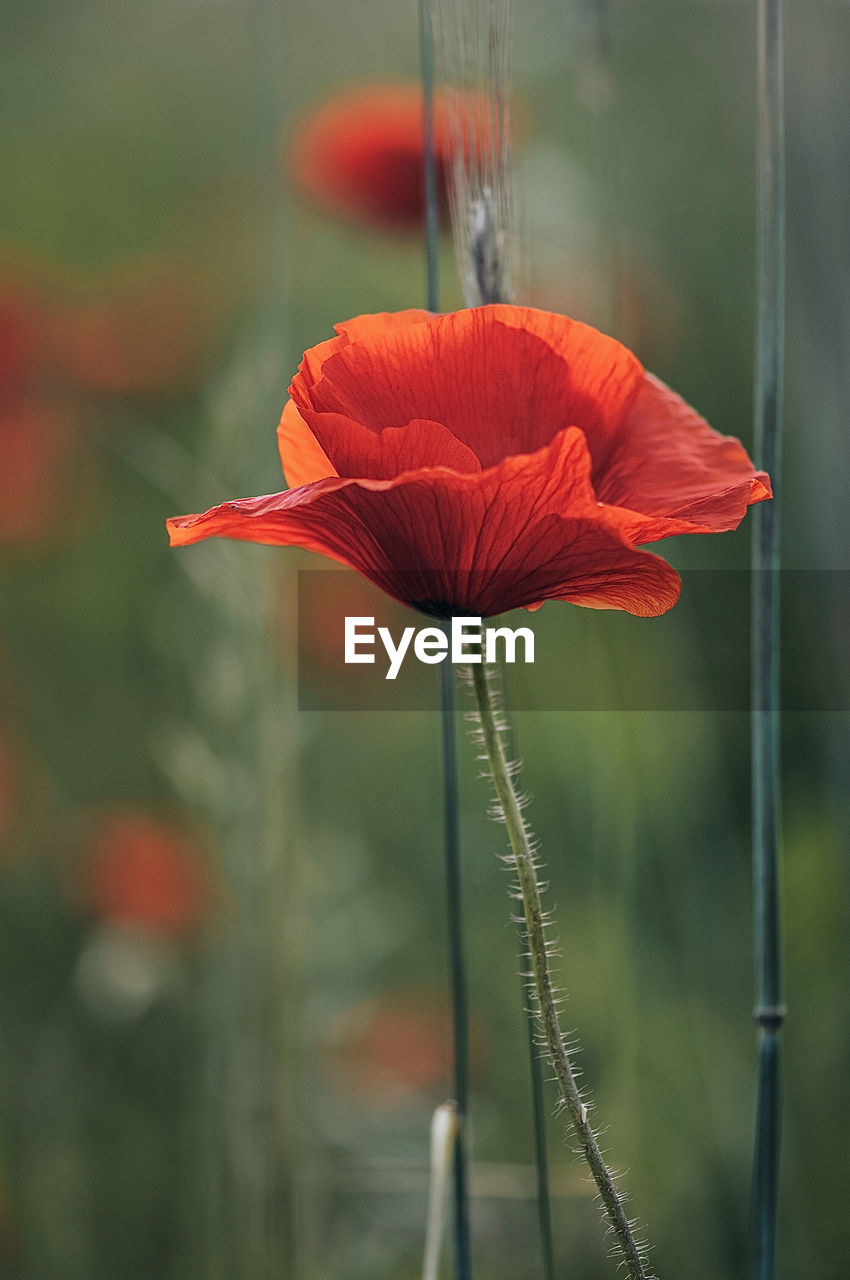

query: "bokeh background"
xmin=1 ymin=1 xmax=848 ymax=1277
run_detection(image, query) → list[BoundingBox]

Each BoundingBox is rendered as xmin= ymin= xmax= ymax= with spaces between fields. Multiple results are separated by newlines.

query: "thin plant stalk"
xmin=438 ymin=0 xmax=557 ymax=1245
xmin=440 ymin=647 xmax=473 ymax=1280
xmin=423 ymin=1102 xmax=461 ymax=1280
xmin=420 ymin=0 xmax=440 ymax=313
xmin=430 ymin=6 xmax=555 ymax=1269
xmin=423 ymin=1 xmax=472 ymax=1270
xmin=750 ymin=0 xmax=785 ymax=1275
xmin=471 ymin=662 xmax=654 ymax=1280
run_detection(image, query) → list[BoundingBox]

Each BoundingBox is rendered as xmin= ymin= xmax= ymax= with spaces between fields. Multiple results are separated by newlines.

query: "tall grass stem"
xmin=440 ymin=651 xmax=472 ymax=1280
xmin=750 ymin=0 xmax=785 ymax=1275
xmin=424 ymin=3 xmax=472 ymax=1267
xmin=420 ymin=0 xmax=440 ymax=313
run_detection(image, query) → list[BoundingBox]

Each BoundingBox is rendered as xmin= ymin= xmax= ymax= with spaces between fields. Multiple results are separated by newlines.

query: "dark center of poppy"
xmin=410 ymin=598 xmax=461 ymax=620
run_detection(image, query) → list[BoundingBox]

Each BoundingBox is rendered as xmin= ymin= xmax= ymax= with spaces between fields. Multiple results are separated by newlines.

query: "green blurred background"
xmin=1 ymin=1 xmax=848 ymax=1277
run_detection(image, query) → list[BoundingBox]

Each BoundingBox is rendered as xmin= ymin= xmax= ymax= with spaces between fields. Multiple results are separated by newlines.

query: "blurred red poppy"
xmin=84 ymin=812 xmax=211 ymax=936
xmin=53 ymin=256 xmax=220 ymax=398
xmin=287 ymin=83 xmax=491 ymax=231
xmin=0 ymin=272 xmax=89 ymax=550
xmin=169 ymin=306 xmax=770 ymax=619
xmin=328 ymin=990 xmax=487 ymax=1102
xmin=0 ymin=398 xmax=83 ymax=548
xmin=0 ymin=732 xmax=17 ymax=845
xmin=0 ymin=282 xmax=46 ymax=395
xmin=0 ymin=249 xmax=225 ymax=550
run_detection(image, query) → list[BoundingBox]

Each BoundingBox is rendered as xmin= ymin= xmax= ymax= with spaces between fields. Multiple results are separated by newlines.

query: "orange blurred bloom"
xmin=53 ymin=256 xmax=221 ymax=399
xmin=0 ymin=398 xmax=83 ymax=547
xmin=0 ymin=249 xmax=225 ymax=547
xmin=0 ymin=731 xmax=17 ymax=845
xmin=83 ymin=811 xmax=212 ymax=936
xmin=0 ymin=269 xmax=89 ymax=550
xmin=0 ymin=280 xmax=47 ymax=395
xmin=287 ymin=83 xmax=494 ymax=231
xmin=328 ymin=991 xmax=487 ymax=1102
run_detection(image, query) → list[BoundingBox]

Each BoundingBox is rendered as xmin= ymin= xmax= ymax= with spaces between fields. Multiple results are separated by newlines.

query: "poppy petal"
xmin=298 ymin=411 xmax=482 ymax=480
xmin=588 ymin=500 xmax=727 ymax=547
xmin=597 ymin=373 xmax=772 ymax=529
xmin=168 ymin=427 xmax=677 ymax=617
xmin=293 ymin=310 xmax=434 ymax=399
xmin=334 ymin=310 xmax=434 ymax=344
xmin=279 ymin=312 xmax=436 ymax=485
xmin=277 ymin=398 xmax=337 ymax=488
xmin=500 ymin=514 xmax=682 ymax=617
xmin=296 ymin=306 xmax=644 ymax=468
xmin=481 ymin=304 xmax=645 ymax=436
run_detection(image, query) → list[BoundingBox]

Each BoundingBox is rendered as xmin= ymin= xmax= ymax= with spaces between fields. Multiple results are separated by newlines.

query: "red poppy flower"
xmin=0 ymin=398 xmax=84 ymax=548
xmin=287 ymin=83 xmax=492 ymax=231
xmin=0 ymin=731 xmax=17 ymax=845
xmin=0 ymin=283 xmax=45 ymax=395
xmin=84 ymin=811 xmax=211 ymax=935
xmin=167 ymin=305 xmax=770 ymax=619
xmin=327 ymin=989 xmax=487 ymax=1102
xmin=53 ymin=256 xmax=220 ymax=398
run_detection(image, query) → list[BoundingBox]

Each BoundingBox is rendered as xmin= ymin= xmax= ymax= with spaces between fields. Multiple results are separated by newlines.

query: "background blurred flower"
xmin=286 ymin=82 xmax=495 ymax=231
xmin=52 ymin=255 xmax=224 ymax=399
xmin=0 ymin=398 xmax=85 ymax=550
xmin=169 ymin=306 xmax=770 ymax=618
xmin=0 ymin=276 xmax=49 ymax=396
xmin=82 ymin=810 xmax=213 ymax=937
xmin=0 ymin=265 xmax=90 ymax=551
xmin=0 ymin=730 xmax=17 ymax=846
xmin=0 ymin=247 xmax=229 ymax=552
xmin=326 ymin=989 xmax=487 ymax=1104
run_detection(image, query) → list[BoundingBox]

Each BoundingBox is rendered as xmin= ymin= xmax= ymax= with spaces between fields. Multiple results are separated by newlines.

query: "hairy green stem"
xmin=471 ymin=663 xmax=654 ymax=1280
xmin=504 ymin=693 xmax=556 ymax=1280
xmin=517 ymin=928 xmax=556 ymax=1280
